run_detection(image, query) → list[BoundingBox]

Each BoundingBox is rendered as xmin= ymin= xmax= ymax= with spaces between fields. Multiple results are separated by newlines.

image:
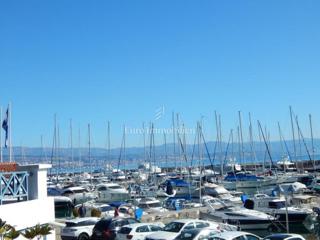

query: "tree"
xmin=0 ymin=219 xmax=20 ymax=240
xmin=23 ymin=224 xmax=52 ymax=240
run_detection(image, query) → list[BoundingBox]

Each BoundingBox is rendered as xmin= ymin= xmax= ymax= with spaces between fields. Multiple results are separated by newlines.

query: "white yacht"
xmin=96 ymin=183 xmax=129 ymax=202
xmin=276 ymin=156 xmax=296 ymax=172
xmin=203 ymin=200 xmax=276 ymax=230
xmin=61 ymin=186 xmax=96 ymax=204
xmin=251 ymin=193 xmax=312 ymax=224
xmin=135 ymin=197 xmax=168 ymax=214
xmin=110 ymin=169 xmax=126 ymax=181
xmin=204 ymin=183 xmax=242 ymax=204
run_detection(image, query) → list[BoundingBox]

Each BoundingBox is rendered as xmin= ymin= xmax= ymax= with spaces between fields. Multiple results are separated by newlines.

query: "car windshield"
xmin=163 ymin=222 xmax=185 ymax=233
xmin=119 ymin=227 xmax=132 ymax=234
xmin=65 ymin=222 xmax=77 ymax=227
xmin=263 ymin=235 xmax=292 ymax=240
xmin=94 ymin=219 xmax=112 ymax=231
xmin=175 ymin=231 xmax=199 ymax=240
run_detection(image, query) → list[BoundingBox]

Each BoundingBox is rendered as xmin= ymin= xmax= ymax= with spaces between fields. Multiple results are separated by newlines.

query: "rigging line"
xmin=199 ymin=125 xmax=215 ymax=172
xmin=257 ymin=120 xmax=274 ymax=167
xmin=278 ymin=122 xmax=292 ymax=160
xmin=190 ymin=126 xmax=198 ymax=168
xmin=223 ymin=130 xmax=233 ymax=172
xmin=295 ymin=116 xmax=312 ymax=161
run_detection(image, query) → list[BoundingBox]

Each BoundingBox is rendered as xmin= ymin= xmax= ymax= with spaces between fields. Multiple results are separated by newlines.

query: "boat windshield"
xmin=108 ymin=185 xmax=123 ymax=189
xmin=163 ymin=222 xmax=185 ymax=232
xmin=268 ymin=201 xmax=286 ymax=209
xmin=138 ymin=202 xmax=162 ymax=209
xmin=73 ymin=189 xmax=88 ymax=194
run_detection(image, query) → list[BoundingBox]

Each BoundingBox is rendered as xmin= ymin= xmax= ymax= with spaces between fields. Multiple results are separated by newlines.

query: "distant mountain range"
xmin=3 ymin=139 xmax=320 ymax=163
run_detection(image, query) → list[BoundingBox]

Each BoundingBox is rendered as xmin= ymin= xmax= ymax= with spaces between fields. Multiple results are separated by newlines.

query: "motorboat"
xmin=61 ymin=186 xmax=96 ymax=205
xmin=250 ymin=193 xmax=313 ymax=224
xmin=96 ymin=183 xmax=129 ymax=202
xmin=222 ymin=171 xmax=272 ymax=190
xmin=203 ymin=199 xmax=275 ymax=230
xmin=135 ymin=197 xmax=168 ymax=214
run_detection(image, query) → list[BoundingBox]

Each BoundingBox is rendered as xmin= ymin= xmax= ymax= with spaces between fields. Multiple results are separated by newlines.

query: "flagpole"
xmin=0 ymin=106 xmax=2 ymax=163
xmin=9 ymin=102 xmax=12 ymax=163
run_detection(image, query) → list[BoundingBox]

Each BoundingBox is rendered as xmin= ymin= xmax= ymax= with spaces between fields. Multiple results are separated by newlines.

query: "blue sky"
xmin=0 ymin=0 xmax=319 ymax=148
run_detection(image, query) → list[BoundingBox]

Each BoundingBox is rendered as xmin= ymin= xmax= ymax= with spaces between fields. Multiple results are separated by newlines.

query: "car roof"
xmin=213 ymin=231 xmax=255 ymax=239
xmin=66 ymin=217 xmax=99 ymax=224
xmin=264 ymin=234 xmax=304 ymax=239
xmin=168 ymin=218 xmax=201 ymax=224
xmin=121 ymin=223 xmax=161 ymax=228
xmin=63 ymin=186 xmax=86 ymax=191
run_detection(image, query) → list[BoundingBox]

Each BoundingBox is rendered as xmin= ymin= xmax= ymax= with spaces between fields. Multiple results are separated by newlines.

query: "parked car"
xmin=116 ymin=222 xmax=164 ymax=240
xmin=145 ymin=219 xmax=219 ymax=240
xmin=174 ymin=228 xmax=221 ymax=240
xmin=61 ymin=217 xmax=99 ymax=240
xmin=209 ymin=231 xmax=261 ymax=240
xmin=91 ymin=217 xmax=140 ymax=240
xmin=263 ymin=234 xmax=305 ymax=240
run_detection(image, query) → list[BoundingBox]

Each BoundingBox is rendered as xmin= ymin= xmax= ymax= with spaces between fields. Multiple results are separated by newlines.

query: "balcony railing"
xmin=0 ymin=171 xmax=29 ymax=204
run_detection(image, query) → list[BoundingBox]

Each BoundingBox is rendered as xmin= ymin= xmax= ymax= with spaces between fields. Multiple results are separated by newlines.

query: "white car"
xmin=61 ymin=217 xmax=100 ymax=240
xmin=145 ymin=219 xmax=220 ymax=240
xmin=174 ymin=228 xmax=221 ymax=240
xmin=209 ymin=231 xmax=261 ymax=240
xmin=116 ymin=222 xmax=164 ymax=240
xmin=263 ymin=234 xmax=305 ymax=240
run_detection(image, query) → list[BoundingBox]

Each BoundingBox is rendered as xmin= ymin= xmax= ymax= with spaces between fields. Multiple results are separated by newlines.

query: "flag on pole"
xmin=2 ymin=108 xmax=8 ymax=148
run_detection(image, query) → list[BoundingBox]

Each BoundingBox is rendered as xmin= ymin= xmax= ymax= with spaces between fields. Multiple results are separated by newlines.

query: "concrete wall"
xmin=0 ymin=197 xmax=56 ymax=240
xmin=17 ymin=164 xmax=51 ymax=200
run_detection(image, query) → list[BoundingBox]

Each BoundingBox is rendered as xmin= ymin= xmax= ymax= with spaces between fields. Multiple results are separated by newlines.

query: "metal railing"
xmin=0 ymin=171 xmax=29 ymax=204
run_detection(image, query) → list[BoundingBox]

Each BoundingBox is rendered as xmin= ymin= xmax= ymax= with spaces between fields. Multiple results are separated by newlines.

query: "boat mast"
xmin=164 ymin=131 xmax=168 ymax=169
xmin=106 ymin=121 xmax=111 ymax=169
xmin=88 ymin=123 xmax=92 ymax=183
xmin=257 ymin=120 xmax=273 ymax=170
xmin=172 ymin=112 xmax=176 ymax=170
xmin=57 ymin=123 xmax=61 ymax=180
xmin=197 ymin=121 xmax=202 ymax=203
xmin=215 ymin=111 xmax=223 ymax=176
xmin=70 ymin=119 xmax=74 ymax=175
xmin=50 ymin=114 xmax=57 ymax=178
xmin=295 ymin=116 xmax=312 ymax=165
xmin=249 ymin=113 xmax=257 ymax=172
xmin=176 ymin=113 xmax=182 ymax=173
xmin=78 ymin=128 xmax=82 ymax=173
xmin=289 ymin=106 xmax=297 ymax=162
xmin=123 ymin=124 xmax=126 ymax=172
xmin=143 ymin=122 xmax=146 ymax=165
xmin=278 ymin=122 xmax=286 ymax=160
xmin=309 ymin=114 xmax=316 ymax=171
xmin=238 ymin=111 xmax=245 ymax=171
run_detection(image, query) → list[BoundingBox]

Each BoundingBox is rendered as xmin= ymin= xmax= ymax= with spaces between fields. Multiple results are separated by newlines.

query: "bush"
xmin=91 ymin=208 xmax=101 ymax=217
xmin=72 ymin=208 xmax=79 ymax=218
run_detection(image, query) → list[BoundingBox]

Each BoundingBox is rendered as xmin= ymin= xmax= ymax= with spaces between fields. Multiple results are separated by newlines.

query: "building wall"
xmin=0 ymin=164 xmax=55 ymax=240
xmin=0 ymin=197 xmax=56 ymax=240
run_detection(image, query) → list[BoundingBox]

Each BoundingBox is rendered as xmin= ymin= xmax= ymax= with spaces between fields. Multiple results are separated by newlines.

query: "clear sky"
xmin=0 ymin=0 xmax=319 ymax=148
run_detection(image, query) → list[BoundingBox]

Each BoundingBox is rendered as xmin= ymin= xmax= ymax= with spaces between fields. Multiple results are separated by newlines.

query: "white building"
xmin=0 ymin=164 xmax=55 ymax=240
